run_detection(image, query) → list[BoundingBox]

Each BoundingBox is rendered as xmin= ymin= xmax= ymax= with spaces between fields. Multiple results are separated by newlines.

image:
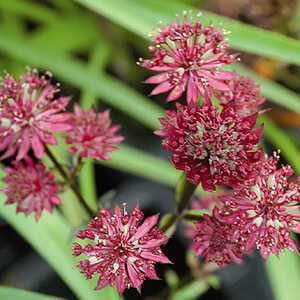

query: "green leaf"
xmin=259 ymin=115 xmax=300 ymax=173
xmin=266 ymin=251 xmax=300 ymax=300
xmin=98 ymin=145 xmax=180 ymax=186
xmin=0 ymin=169 xmax=120 ymax=300
xmin=74 ymin=0 xmax=300 ymax=66
xmin=172 ymin=280 xmax=208 ymax=300
xmin=165 ymin=270 xmax=180 ymax=290
xmin=0 ymin=286 xmax=64 ymax=300
xmin=0 ymin=0 xmax=57 ymax=24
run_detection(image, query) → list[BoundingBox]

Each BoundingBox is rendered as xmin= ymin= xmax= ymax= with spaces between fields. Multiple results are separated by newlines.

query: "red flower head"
xmin=216 ymin=74 xmax=266 ymax=116
xmin=0 ymin=69 xmax=72 ymax=160
xmin=73 ymin=204 xmax=170 ymax=295
xmin=1 ymin=157 xmax=61 ymax=221
xmin=190 ymin=207 xmax=245 ymax=267
xmin=155 ymin=98 xmax=263 ymax=191
xmin=191 ymin=191 xmax=225 ymax=211
xmin=221 ymin=153 xmax=300 ymax=259
xmin=140 ymin=12 xmax=236 ymax=104
xmin=64 ymin=105 xmax=123 ymax=160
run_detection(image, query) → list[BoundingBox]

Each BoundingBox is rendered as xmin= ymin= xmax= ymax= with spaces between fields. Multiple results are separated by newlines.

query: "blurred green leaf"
xmin=165 ymin=269 xmax=180 ymax=290
xmin=0 ymin=286 xmax=64 ymax=300
xmin=259 ymin=115 xmax=300 ymax=173
xmin=75 ymin=0 xmax=300 ymax=66
xmin=0 ymin=0 xmax=57 ymax=24
xmin=206 ymin=275 xmax=220 ymax=289
xmin=172 ymin=280 xmax=208 ymax=300
xmin=0 ymin=169 xmax=120 ymax=300
xmin=266 ymin=251 xmax=300 ymax=300
xmin=99 ymin=145 xmax=180 ymax=186
xmin=30 ymin=14 xmax=100 ymax=54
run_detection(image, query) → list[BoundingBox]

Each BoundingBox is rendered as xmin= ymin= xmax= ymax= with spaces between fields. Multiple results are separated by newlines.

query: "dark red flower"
xmin=1 ymin=157 xmax=61 ymax=220
xmin=0 ymin=69 xmax=72 ymax=160
xmin=216 ymin=74 xmax=266 ymax=116
xmin=64 ymin=105 xmax=123 ymax=160
xmin=221 ymin=154 xmax=300 ymax=259
xmin=190 ymin=207 xmax=245 ymax=267
xmin=73 ymin=204 xmax=170 ymax=294
xmin=140 ymin=12 xmax=236 ymax=104
xmin=191 ymin=191 xmax=225 ymax=211
xmin=155 ymin=98 xmax=263 ymax=191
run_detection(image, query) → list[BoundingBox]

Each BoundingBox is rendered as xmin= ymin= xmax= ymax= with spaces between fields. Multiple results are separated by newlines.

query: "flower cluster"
xmin=190 ymin=208 xmax=245 ymax=266
xmin=221 ymin=154 xmax=300 ymax=259
xmin=64 ymin=104 xmax=123 ymax=160
xmin=141 ymin=12 xmax=236 ymax=104
xmin=0 ymin=157 xmax=61 ymax=220
xmin=156 ymin=98 xmax=263 ymax=191
xmin=73 ymin=205 xmax=170 ymax=294
xmin=142 ymin=13 xmax=299 ymax=268
xmin=0 ymin=69 xmax=123 ymax=221
xmin=0 ymin=69 xmax=71 ymax=160
xmin=216 ymin=73 xmax=266 ymax=116
xmin=187 ymin=154 xmax=300 ymax=265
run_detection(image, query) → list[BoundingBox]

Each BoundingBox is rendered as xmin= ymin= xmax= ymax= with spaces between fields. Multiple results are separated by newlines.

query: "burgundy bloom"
xmin=1 ymin=157 xmax=61 ymax=220
xmin=221 ymin=154 xmax=300 ymax=259
xmin=140 ymin=13 xmax=236 ymax=104
xmin=190 ymin=207 xmax=245 ymax=267
xmin=64 ymin=105 xmax=123 ymax=160
xmin=155 ymin=98 xmax=263 ymax=191
xmin=191 ymin=191 xmax=225 ymax=212
xmin=0 ymin=69 xmax=72 ymax=160
xmin=216 ymin=74 xmax=266 ymax=116
xmin=73 ymin=204 xmax=170 ymax=294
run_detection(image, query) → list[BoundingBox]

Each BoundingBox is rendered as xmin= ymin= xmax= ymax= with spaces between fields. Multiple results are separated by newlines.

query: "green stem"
xmin=161 ymin=173 xmax=198 ymax=233
xmin=176 ymin=173 xmax=197 ymax=215
xmin=45 ymin=146 xmax=95 ymax=218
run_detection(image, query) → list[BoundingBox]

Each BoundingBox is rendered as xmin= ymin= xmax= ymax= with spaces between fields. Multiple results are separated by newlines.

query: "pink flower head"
xmin=73 ymin=204 xmax=170 ymax=295
xmin=140 ymin=12 xmax=236 ymax=104
xmin=0 ymin=69 xmax=72 ymax=160
xmin=221 ymin=154 xmax=300 ymax=259
xmin=0 ymin=157 xmax=61 ymax=221
xmin=191 ymin=191 xmax=225 ymax=211
xmin=216 ymin=74 xmax=266 ymax=116
xmin=190 ymin=207 xmax=244 ymax=267
xmin=155 ymin=98 xmax=263 ymax=191
xmin=64 ymin=105 xmax=123 ymax=160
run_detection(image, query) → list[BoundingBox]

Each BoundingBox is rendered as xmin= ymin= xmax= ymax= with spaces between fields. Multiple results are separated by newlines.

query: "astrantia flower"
xmin=191 ymin=191 xmax=225 ymax=211
xmin=140 ymin=12 xmax=236 ymax=104
xmin=64 ymin=105 xmax=123 ymax=160
xmin=0 ymin=157 xmax=61 ymax=220
xmin=0 ymin=69 xmax=72 ymax=160
xmin=73 ymin=205 xmax=170 ymax=294
xmin=190 ymin=207 xmax=245 ymax=267
xmin=221 ymin=154 xmax=300 ymax=259
xmin=216 ymin=74 xmax=266 ymax=116
xmin=155 ymin=98 xmax=263 ymax=191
